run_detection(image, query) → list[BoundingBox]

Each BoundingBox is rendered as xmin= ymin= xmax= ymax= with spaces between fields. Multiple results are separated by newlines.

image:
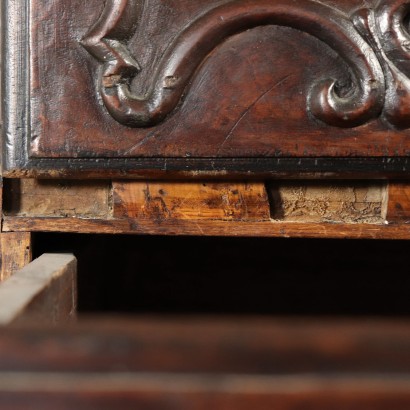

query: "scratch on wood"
xmin=124 ymin=132 xmax=157 ymax=155
xmin=217 ymin=75 xmax=294 ymax=154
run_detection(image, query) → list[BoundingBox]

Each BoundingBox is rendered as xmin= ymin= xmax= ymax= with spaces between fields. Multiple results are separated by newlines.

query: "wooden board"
xmin=0 ymin=378 xmax=408 ymax=410
xmin=113 ymin=181 xmax=270 ymax=221
xmin=3 ymin=179 xmax=111 ymax=218
xmin=5 ymin=217 xmax=410 ymax=239
xmin=268 ymin=181 xmax=386 ymax=223
xmin=4 ymin=179 xmax=403 ymax=239
xmin=0 ymin=318 xmax=409 ymax=409
xmin=0 ymin=232 xmax=31 ymax=282
xmin=4 ymin=0 xmax=410 ymax=176
xmin=0 ymin=254 xmax=77 ymax=325
xmin=386 ymin=182 xmax=410 ymax=223
xmin=2 ymin=318 xmax=410 ymax=373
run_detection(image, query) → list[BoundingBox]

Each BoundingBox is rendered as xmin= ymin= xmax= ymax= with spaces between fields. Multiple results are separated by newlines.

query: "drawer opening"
xmin=32 ymin=233 xmax=410 ymax=317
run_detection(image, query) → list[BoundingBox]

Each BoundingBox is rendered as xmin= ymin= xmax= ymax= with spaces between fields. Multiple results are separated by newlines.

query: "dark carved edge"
xmin=82 ymin=0 xmax=385 ymax=128
xmin=80 ymin=0 xmax=142 ymax=78
xmin=3 ymin=157 xmax=410 ymax=179
xmin=2 ymin=0 xmax=410 ymax=178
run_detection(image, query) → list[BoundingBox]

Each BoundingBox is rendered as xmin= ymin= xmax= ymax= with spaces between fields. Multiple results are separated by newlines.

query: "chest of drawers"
xmin=1 ymin=2 xmax=410 ymax=407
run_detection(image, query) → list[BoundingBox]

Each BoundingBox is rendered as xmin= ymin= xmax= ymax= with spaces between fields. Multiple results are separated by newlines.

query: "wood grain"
xmin=0 ymin=232 xmax=32 ymax=282
xmin=3 ymin=179 xmax=111 ymax=218
xmin=268 ymin=181 xmax=386 ymax=223
xmin=84 ymin=0 xmax=386 ymax=129
xmin=0 ymin=318 xmax=409 ymax=409
xmin=4 ymin=217 xmax=408 ymax=239
xmin=0 ymin=254 xmax=77 ymax=325
xmin=0 ymin=379 xmax=408 ymax=410
xmin=3 ymin=180 xmax=399 ymax=238
xmin=386 ymin=182 xmax=410 ymax=223
xmin=113 ymin=181 xmax=270 ymax=221
xmin=2 ymin=318 xmax=409 ymax=373
xmin=26 ymin=0 xmax=410 ymax=156
xmin=4 ymin=0 xmax=410 ymax=176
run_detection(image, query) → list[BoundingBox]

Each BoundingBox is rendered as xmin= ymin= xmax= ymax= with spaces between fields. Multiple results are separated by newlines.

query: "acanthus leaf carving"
xmin=82 ymin=0 xmax=410 ymax=129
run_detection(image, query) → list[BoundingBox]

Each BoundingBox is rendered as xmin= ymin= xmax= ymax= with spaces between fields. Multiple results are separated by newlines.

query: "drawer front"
xmin=3 ymin=0 xmax=410 ymax=177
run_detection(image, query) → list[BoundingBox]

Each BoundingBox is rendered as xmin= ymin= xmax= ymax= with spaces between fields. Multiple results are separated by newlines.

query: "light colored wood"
xmin=0 ymin=254 xmax=77 ymax=326
xmin=0 ymin=178 xmax=3 ymax=227
xmin=4 ymin=179 xmax=111 ymax=218
xmin=386 ymin=182 xmax=410 ymax=223
xmin=113 ymin=181 xmax=270 ymax=221
xmin=0 ymin=232 xmax=32 ymax=282
xmin=269 ymin=181 xmax=386 ymax=223
xmin=3 ymin=217 xmax=407 ymax=239
xmin=4 ymin=180 xmax=410 ymax=239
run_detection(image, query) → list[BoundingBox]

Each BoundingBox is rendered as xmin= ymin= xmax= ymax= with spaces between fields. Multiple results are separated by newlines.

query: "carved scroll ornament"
xmin=82 ymin=0 xmax=410 ymax=129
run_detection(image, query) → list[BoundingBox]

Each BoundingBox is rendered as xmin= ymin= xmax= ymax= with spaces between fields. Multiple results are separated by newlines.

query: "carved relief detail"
xmin=82 ymin=0 xmax=410 ymax=129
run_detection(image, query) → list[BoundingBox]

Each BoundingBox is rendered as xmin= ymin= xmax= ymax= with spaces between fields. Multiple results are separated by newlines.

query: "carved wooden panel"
xmin=3 ymin=0 xmax=410 ymax=177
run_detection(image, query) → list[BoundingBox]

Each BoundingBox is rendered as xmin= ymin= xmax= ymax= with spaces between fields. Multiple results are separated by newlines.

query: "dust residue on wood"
xmin=3 ymin=179 xmax=111 ymax=218
xmin=268 ymin=181 xmax=387 ymax=224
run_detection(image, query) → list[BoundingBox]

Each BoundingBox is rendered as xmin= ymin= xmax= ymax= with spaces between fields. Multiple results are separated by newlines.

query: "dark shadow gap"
xmin=33 ymin=233 xmax=410 ymax=317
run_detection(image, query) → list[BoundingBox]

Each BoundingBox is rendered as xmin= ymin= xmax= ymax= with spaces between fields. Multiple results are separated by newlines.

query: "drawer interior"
xmin=32 ymin=234 xmax=410 ymax=317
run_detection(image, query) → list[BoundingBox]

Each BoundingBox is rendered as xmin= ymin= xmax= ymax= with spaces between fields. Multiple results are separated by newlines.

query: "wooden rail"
xmin=3 ymin=179 xmax=410 ymax=238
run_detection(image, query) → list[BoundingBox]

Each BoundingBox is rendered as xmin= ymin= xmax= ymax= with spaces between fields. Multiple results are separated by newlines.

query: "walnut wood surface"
xmin=4 ymin=0 xmax=410 ymax=176
xmin=0 ymin=382 xmax=409 ymax=410
xmin=0 ymin=318 xmax=409 ymax=409
xmin=386 ymin=181 xmax=410 ymax=223
xmin=5 ymin=217 xmax=410 ymax=239
xmin=3 ymin=318 xmax=410 ymax=373
xmin=30 ymin=0 xmax=410 ymax=155
xmin=83 ymin=0 xmax=386 ymax=129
